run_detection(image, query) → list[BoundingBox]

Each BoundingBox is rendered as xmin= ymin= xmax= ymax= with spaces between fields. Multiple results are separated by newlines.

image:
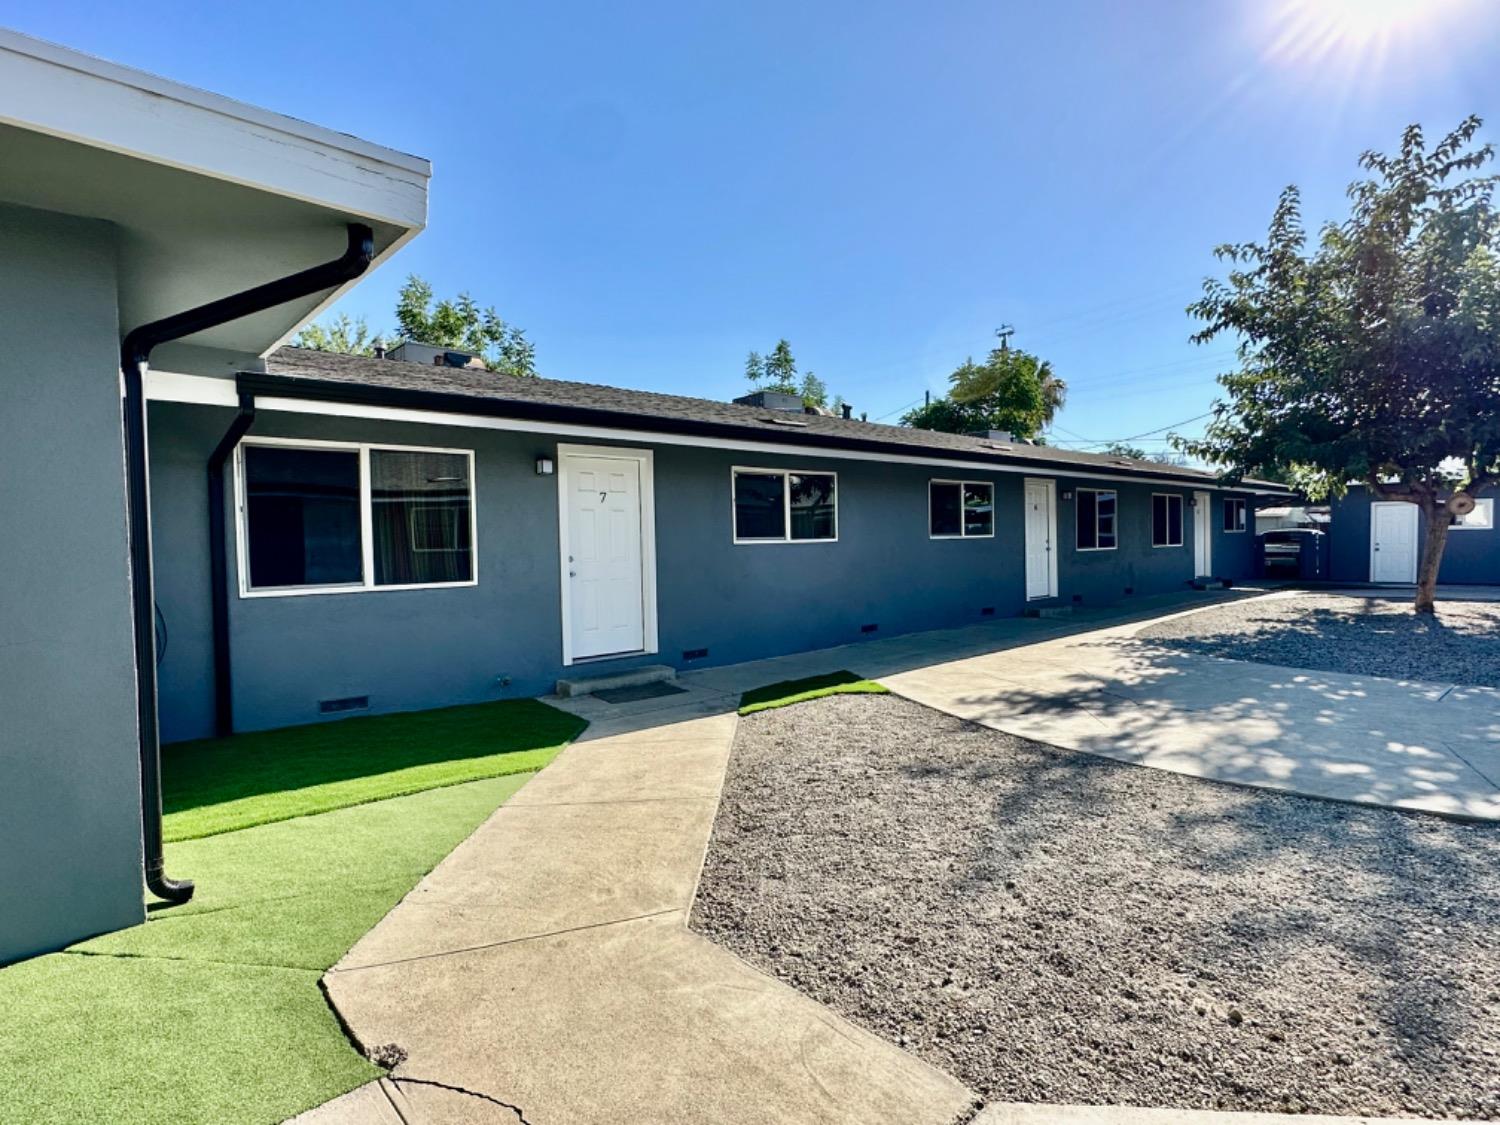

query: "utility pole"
xmin=994 ymin=325 xmax=1015 ymax=352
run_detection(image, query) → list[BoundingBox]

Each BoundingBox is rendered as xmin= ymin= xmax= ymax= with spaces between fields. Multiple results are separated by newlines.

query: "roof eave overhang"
xmin=234 ymin=371 xmax=1296 ymax=496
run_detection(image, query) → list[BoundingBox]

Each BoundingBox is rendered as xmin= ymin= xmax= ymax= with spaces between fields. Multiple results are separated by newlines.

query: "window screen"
xmin=370 ymin=449 xmax=473 ymax=586
xmin=1152 ymin=494 xmax=1184 ymax=547
xmin=1077 ymin=488 xmax=1117 ymax=550
xmin=733 ymin=472 xmax=786 ymax=540
xmin=244 ymin=446 xmax=362 ymax=589
xmin=931 ymin=481 xmax=994 ymax=538
xmin=964 ymin=483 xmax=994 ymax=537
xmin=788 ymin=473 xmax=837 ymax=540
xmin=930 ymin=482 xmax=963 ymax=537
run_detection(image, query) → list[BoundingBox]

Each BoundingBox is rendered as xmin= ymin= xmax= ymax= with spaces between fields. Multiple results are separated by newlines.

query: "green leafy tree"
xmin=394 ymin=276 xmax=537 ymax=377
xmin=1180 ymin=117 xmax=1500 ymax=614
xmin=293 ymin=312 xmax=384 ymax=356
xmin=1104 ymin=442 xmax=1175 ymax=465
xmin=903 ymin=346 xmax=1064 ymax=440
xmin=762 ymin=339 xmax=798 ymax=392
xmin=744 ymin=338 xmax=841 ymax=410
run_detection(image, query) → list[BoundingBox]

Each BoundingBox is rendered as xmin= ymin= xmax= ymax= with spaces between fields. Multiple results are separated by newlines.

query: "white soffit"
xmin=0 ymin=28 xmax=428 ymax=228
xmin=0 ymin=29 xmax=430 ymax=355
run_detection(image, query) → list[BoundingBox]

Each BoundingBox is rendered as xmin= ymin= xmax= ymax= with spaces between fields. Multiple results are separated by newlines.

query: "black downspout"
xmin=208 ymin=392 xmax=256 ymax=737
xmin=121 ymin=222 xmax=374 ymax=904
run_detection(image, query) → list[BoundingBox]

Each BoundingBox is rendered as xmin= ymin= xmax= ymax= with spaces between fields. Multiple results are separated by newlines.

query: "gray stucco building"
xmin=1327 ymin=484 xmax=1499 ymax=586
xmin=1 ymin=28 xmax=1285 ymax=967
xmin=0 ymin=30 xmax=428 ymax=963
xmin=145 ymin=347 xmax=1282 ymax=743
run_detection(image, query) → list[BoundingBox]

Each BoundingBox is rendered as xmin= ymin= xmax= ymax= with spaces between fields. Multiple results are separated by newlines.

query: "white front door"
xmin=564 ymin=453 xmax=646 ymax=660
xmin=1371 ymin=501 xmax=1419 ymax=583
xmin=1024 ymin=479 xmax=1056 ymax=599
xmin=1194 ymin=491 xmax=1213 ymax=577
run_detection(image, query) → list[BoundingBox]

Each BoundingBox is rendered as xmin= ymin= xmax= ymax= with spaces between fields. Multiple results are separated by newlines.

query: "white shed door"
xmin=565 ymin=455 xmax=645 ymax=660
xmin=1024 ymin=479 xmax=1056 ymax=599
xmin=1371 ymin=502 xmax=1419 ymax=584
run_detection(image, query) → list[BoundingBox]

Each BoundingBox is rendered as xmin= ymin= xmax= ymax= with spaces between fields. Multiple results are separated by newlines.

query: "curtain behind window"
xmin=370 ymin=449 xmax=473 ymax=586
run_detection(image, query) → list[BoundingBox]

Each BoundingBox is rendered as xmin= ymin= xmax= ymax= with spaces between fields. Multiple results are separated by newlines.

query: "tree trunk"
xmin=1413 ymin=497 xmax=1452 ymax=615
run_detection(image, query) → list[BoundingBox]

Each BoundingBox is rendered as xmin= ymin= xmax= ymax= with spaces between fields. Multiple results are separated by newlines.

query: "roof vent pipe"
xmin=841 ymin=404 xmax=853 ymax=420
xmin=120 ymin=222 xmax=375 ymax=905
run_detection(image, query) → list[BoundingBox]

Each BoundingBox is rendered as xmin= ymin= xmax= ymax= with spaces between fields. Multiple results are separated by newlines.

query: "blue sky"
xmin=13 ymin=1 xmax=1500 ymax=454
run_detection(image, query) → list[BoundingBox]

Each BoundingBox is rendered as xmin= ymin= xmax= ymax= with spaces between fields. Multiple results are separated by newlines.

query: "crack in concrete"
xmin=329 ymin=907 xmax=681 ymax=973
xmin=392 ymin=1076 xmax=533 ymax=1124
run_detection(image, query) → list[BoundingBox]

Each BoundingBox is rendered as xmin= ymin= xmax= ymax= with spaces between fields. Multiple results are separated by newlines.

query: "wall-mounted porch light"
xmin=535 ymin=455 xmax=555 ymax=476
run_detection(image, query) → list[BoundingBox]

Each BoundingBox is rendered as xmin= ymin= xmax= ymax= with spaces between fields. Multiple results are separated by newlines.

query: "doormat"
xmin=593 ymin=681 xmax=689 ymax=704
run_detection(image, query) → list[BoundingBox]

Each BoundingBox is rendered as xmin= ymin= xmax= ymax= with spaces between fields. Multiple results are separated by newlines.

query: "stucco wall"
xmin=1329 ymin=486 xmax=1500 ymax=584
xmin=0 ymin=204 xmax=145 ymax=962
xmin=149 ymin=402 xmax=1261 ymax=740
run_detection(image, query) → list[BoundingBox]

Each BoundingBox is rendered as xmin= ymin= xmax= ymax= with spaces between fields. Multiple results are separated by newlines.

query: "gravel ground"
xmin=690 ymin=693 xmax=1500 ymax=1119
xmin=1136 ymin=593 xmax=1500 ymax=687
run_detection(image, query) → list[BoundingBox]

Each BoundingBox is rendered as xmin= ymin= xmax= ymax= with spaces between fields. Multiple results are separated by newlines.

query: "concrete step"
xmin=1024 ymin=604 xmax=1075 ymax=619
xmin=555 ymin=663 xmax=677 ymax=699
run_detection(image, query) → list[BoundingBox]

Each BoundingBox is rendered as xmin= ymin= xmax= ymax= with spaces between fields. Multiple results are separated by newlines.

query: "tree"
xmin=902 ymin=345 xmax=1064 ymax=440
xmin=1104 ymin=442 xmax=1175 ymax=465
xmin=395 ymin=276 xmax=536 ymax=377
xmin=1180 ymin=117 xmax=1500 ymax=614
xmin=744 ymin=338 xmax=841 ymax=410
xmin=293 ymin=312 xmax=384 ymax=356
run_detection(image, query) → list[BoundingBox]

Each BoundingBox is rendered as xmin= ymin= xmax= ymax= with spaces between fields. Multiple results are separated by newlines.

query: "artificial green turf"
xmin=738 ymin=669 xmax=889 ymax=714
xmin=1 ymin=771 xmax=536 ymax=1125
xmin=163 ymin=698 xmax=586 ymax=841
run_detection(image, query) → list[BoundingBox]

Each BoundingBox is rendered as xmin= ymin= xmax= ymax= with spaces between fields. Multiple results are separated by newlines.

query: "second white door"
xmin=1193 ymin=491 xmax=1213 ymax=577
xmin=1024 ymin=479 xmax=1056 ymax=599
xmin=1370 ymin=501 xmax=1419 ymax=583
xmin=565 ymin=453 xmax=645 ymax=660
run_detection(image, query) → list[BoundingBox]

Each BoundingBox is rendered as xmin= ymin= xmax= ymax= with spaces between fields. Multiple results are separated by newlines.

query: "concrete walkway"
xmin=319 ymin=708 xmax=975 ymax=1124
xmin=881 ymin=594 xmax=1500 ymax=821
xmin=303 ymin=587 xmax=1499 ymax=1123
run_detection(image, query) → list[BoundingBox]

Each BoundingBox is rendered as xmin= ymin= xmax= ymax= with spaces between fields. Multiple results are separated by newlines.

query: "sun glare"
xmin=1263 ymin=0 xmax=1471 ymax=67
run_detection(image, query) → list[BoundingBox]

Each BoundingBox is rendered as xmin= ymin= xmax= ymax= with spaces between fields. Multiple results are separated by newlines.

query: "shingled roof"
xmin=245 ymin=347 xmax=1290 ymax=494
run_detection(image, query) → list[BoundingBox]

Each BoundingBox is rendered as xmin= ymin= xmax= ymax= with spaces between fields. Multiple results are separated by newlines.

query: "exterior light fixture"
xmin=535 ymin=455 xmax=555 ymax=476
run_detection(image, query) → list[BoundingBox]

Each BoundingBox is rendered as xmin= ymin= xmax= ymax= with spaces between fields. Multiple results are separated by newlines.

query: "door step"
xmin=1190 ymin=578 xmax=1233 ymax=591
xmin=1024 ymin=604 xmax=1074 ymax=619
xmin=555 ymin=664 xmax=677 ymax=699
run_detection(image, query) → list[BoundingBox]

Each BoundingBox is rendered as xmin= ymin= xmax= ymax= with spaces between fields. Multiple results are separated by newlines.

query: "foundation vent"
xmin=318 ymin=695 xmax=369 ymax=715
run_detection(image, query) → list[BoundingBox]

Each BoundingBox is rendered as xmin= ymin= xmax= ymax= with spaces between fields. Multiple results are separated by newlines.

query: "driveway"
xmin=881 ymin=593 xmax=1500 ymax=821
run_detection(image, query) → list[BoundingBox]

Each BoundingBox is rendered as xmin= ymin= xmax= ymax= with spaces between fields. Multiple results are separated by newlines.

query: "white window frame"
xmin=234 ymin=436 xmax=479 ymax=598
xmin=1452 ymin=497 xmax=1494 ymax=531
xmin=928 ymin=479 xmax=996 ymax=540
xmin=731 ymin=467 xmax=839 ymax=544
xmin=1075 ymin=487 xmax=1118 ymax=552
xmin=1151 ymin=493 xmax=1185 ymax=548
xmin=1223 ymin=497 xmax=1248 ymax=533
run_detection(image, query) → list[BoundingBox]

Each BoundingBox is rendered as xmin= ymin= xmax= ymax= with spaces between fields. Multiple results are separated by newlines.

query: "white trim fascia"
xmin=233 ymin=435 xmax=478 ymax=598
xmin=147 ymin=372 xmax=1294 ymax=495
xmin=0 ymin=29 xmax=429 ymax=230
xmin=730 ymin=466 xmax=840 ymax=545
xmin=556 ymin=443 xmax=659 ymax=667
xmin=927 ymin=478 xmax=996 ymax=540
